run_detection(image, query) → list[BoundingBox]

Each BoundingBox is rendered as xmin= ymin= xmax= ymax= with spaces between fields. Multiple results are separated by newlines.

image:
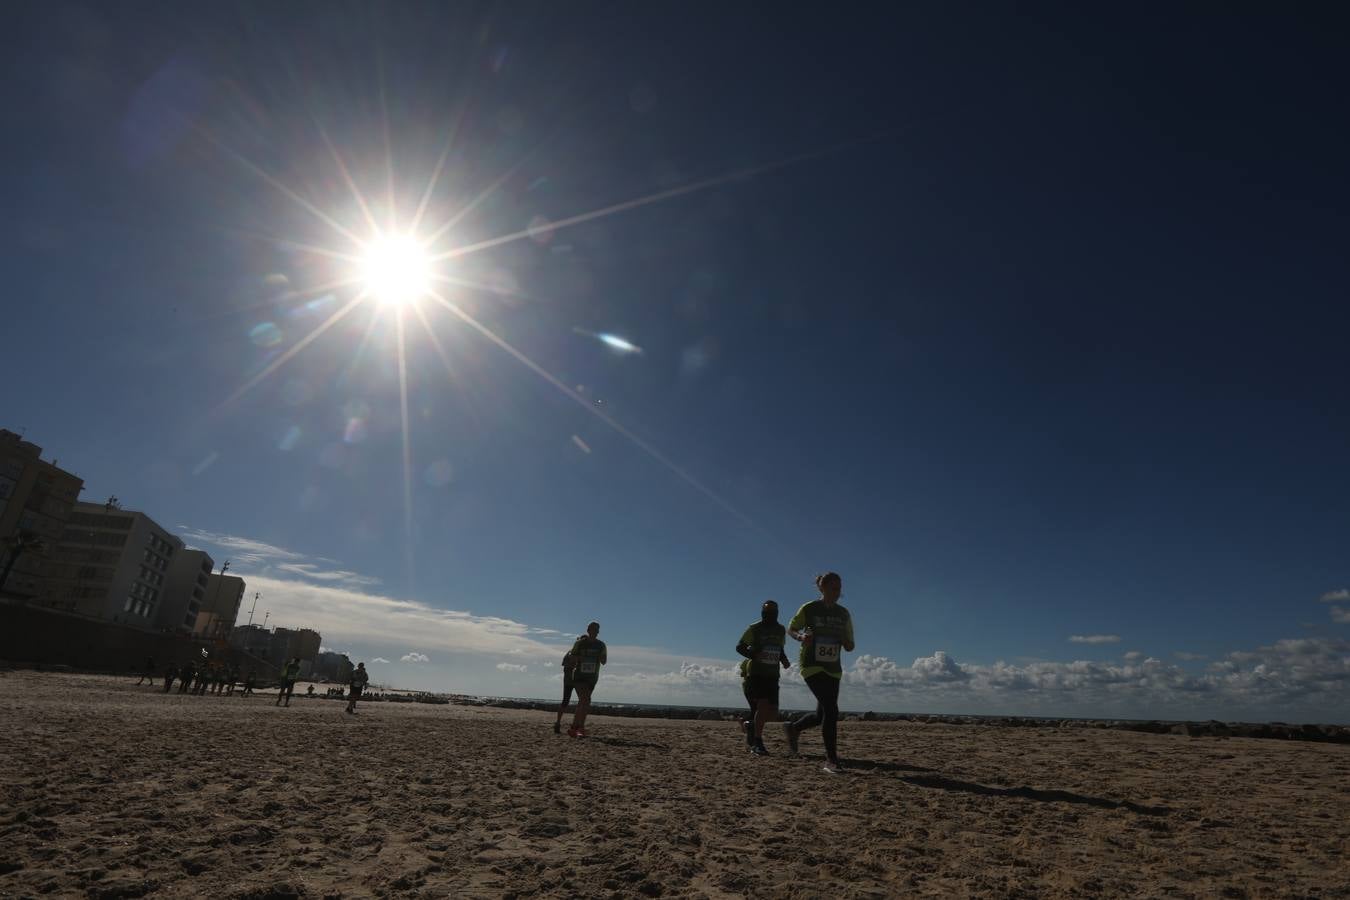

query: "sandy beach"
xmin=1 ymin=672 xmax=1346 ymax=899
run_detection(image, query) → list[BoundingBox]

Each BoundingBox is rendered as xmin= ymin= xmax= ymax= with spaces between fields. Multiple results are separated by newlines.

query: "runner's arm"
xmin=735 ymin=625 xmax=756 ymax=659
xmin=843 ymin=613 xmax=855 ymax=653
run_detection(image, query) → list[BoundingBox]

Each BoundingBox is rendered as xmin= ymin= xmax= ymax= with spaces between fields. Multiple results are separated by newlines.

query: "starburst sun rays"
xmin=211 ymin=116 xmax=849 ymax=584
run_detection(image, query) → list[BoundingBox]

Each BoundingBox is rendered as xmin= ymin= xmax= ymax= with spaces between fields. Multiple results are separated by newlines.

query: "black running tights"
xmin=794 ymin=672 xmax=841 ymax=760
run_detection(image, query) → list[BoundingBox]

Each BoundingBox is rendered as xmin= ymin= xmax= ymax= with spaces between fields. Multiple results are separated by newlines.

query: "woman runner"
xmin=783 ymin=572 xmax=854 ymax=774
xmin=553 ymin=641 xmax=579 ymax=734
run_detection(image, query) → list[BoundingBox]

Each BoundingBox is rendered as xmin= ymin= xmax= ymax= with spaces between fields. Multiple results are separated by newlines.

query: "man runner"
xmin=276 ymin=657 xmax=302 ymax=707
xmin=346 ymin=662 xmax=369 ymax=714
xmin=566 ymin=622 xmax=606 ymax=737
xmin=736 ymin=600 xmax=791 ymax=755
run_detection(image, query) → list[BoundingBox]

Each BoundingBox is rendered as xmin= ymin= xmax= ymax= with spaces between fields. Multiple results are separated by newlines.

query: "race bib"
xmin=578 ymin=661 xmax=598 ymax=674
xmin=757 ymin=644 xmax=782 ymax=665
xmin=813 ymin=637 xmax=841 ymax=663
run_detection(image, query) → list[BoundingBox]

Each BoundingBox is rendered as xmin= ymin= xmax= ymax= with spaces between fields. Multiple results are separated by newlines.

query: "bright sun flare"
xmin=360 ymin=235 xmax=431 ymax=306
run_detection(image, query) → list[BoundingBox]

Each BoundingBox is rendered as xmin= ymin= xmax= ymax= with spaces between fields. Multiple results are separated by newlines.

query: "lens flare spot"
xmin=527 ymin=215 xmax=555 ymax=244
xmin=571 ymin=435 xmax=592 ymax=455
xmin=597 ymin=332 xmax=643 ymax=355
xmin=278 ymin=426 xmax=302 ymax=452
xmin=191 ymin=451 xmax=220 ymax=476
xmin=424 ymin=458 xmax=454 ymax=487
xmin=343 ymin=417 xmax=368 ymax=444
xmin=249 ymin=321 xmax=283 ymax=348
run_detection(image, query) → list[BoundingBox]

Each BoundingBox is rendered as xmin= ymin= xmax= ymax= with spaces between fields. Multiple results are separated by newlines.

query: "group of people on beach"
xmin=145 ymin=658 xmax=256 ymax=697
xmin=136 ymin=654 xmax=370 ymax=714
xmin=131 ymin=571 xmax=853 ymax=770
xmin=554 ymin=571 xmax=855 ymax=775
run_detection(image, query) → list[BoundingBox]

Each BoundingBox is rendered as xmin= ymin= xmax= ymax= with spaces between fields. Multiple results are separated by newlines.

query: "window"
xmin=124 ymin=596 xmax=134 ymax=612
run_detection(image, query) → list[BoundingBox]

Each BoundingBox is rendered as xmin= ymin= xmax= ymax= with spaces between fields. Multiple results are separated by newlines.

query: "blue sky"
xmin=4 ymin=3 xmax=1347 ymax=720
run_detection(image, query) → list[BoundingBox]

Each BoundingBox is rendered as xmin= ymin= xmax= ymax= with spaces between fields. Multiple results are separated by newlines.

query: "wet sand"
xmin=1 ymin=671 xmax=1346 ymax=898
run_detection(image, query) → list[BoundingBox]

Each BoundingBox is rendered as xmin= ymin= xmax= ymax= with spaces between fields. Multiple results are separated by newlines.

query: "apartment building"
xmin=0 ymin=429 xmax=84 ymax=600
xmin=193 ymin=572 xmax=245 ymax=640
xmin=158 ymin=549 xmax=215 ymax=634
xmin=44 ymin=501 xmax=184 ymax=628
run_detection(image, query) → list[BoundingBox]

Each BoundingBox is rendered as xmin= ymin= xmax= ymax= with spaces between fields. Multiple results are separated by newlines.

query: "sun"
xmin=359 ymin=234 xmax=431 ymax=306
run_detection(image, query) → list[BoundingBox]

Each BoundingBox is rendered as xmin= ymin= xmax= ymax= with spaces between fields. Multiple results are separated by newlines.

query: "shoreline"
xmin=8 ymin=660 xmax=1345 ymax=743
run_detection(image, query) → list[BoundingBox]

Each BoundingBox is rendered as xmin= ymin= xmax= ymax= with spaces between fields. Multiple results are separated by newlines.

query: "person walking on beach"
xmin=276 ymin=657 xmax=301 ymax=706
xmin=136 ymin=657 xmax=156 ymax=686
xmin=346 ymin=662 xmax=369 ymax=714
xmin=177 ymin=662 xmax=195 ymax=694
xmin=162 ymin=661 xmax=177 ymax=693
xmin=736 ymin=600 xmax=791 ymax=756
xmin=553 ymin=641 xmax=580 ymax=734
xmin=566 ymin=622 xmax=606 ymax=738
xmin=783 ymin=572 xmax=854 ymax=774
xmin=242 ymin=670 xmax=255 ymax=696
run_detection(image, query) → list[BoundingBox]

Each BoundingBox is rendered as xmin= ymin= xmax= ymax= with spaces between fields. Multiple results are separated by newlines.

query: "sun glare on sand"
xmin=360 ymin=234 xmax=431 ymax=307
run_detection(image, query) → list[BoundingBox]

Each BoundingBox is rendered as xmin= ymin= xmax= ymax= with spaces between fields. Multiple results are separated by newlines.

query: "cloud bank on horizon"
xmin=182 ymin=527 xmax=1349 ymax=721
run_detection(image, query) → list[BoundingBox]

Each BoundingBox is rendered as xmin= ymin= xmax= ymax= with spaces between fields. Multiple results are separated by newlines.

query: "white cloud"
xmin=273 ymin=562 xmax=381 ymax=589
xmin=176 ymin=527 xmax=305 ymax=565
xmin=1123 ymin=650 xmax=1144 ymax=662
xmin=1069 ymin=634 xmax=1121 ymax=645
xmin=223 ymin=573 xmax=565 ymax=659
xmin=401 ymin=652 xmax=430 ymax=663
xmin=1174 ymin=651 xmax=1207 ymax=661
xmin=371 ymin=657 xmax=390 ymax=664
xmin=1320 ymin=589 xmax=1349 ymax=603
xmin=1330 ymin=606 xmax=1350 ymax=625
xmin=843 ymin=639 xmax=1349 ymax=720
xmin=496 ymin=662 xmax=528 ymax=672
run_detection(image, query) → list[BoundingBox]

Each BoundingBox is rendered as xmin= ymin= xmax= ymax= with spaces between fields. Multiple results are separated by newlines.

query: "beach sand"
xmin=1 ymin=672 xmax=1346 ymax=898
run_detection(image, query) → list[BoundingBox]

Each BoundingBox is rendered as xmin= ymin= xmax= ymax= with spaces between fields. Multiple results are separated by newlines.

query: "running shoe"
xmin=751 ymin=743 xmax=770 ymax=756
xmin=567 ymin=726 xmax=578 ymax=737
xmin=782 ymin=722 xmax=799 ymax=756
xmin=822 ymin=760 xmax=844 ymax=775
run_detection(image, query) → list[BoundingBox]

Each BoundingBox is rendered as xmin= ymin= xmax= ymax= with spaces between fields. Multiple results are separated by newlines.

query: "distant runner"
xmin=566 ymin=622 xmax=607 ymax=738
xmin=783 ymin=572 xmax=854 ymax=774
xmin=735 ymin=600 xmax=790 ymax=756
xmin=136 ymin=657 xmax=156 ymax=686
xmin=553 ymin=641 xmax=580 ymax=734
xmin=276 ymin=657 xmax=302 ymax=707
xmin=346 ymin=662 xmax=369 ymax=714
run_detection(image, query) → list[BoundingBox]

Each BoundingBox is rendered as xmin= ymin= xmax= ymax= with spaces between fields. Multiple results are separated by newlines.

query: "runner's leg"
xmin=807 ymin=672 xmax=842 ymax=763
xmin=572 ymin=682 xmax=594 ymax=731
